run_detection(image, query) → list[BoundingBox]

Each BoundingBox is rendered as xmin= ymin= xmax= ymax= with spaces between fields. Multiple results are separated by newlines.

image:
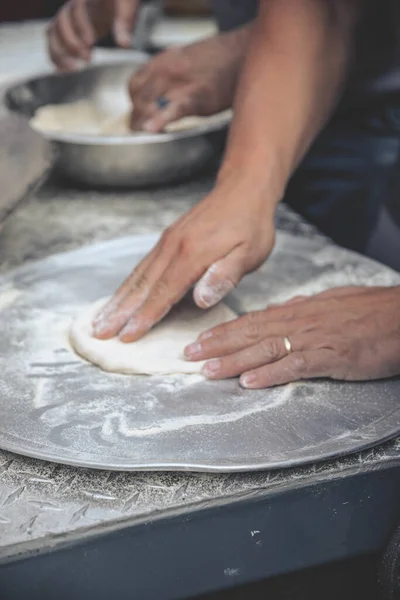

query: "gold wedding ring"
xmin=283 ymin=336 xmax=292 ymax=354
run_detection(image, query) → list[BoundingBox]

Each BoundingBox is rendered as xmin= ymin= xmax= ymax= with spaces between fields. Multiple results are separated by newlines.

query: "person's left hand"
xmin=184 ymin=285 xmax=400 ymax=388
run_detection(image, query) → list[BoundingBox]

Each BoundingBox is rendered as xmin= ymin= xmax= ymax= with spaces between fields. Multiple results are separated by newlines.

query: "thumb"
xmin=113 ymin=0 xmax=140 ymax=47
xmin=193 ymin=248 xmax=246 ymax=309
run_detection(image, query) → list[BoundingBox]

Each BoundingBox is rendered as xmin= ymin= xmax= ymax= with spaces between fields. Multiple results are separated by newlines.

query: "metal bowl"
xmin=5 ymin=59 xmax=230 ymax=188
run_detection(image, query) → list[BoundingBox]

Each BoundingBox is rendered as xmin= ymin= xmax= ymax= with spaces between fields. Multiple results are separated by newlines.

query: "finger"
xmin=185 ymin=318 xmax=291 ymax=361
xmin=193 ymin=247 xmax=246 ymax=310
xmin=128 ymin=65 xmax=170 ymax=130
xmin=92 ymin=242 xmax=172 ymax=339
xmin=130 ymin=70 xmax=168 ymax=104
xmin=118 ymin=256 xmax=209 ymax=343
xmin=240 ymin=349 xmax=334 ymax=389
xmin=56 ymin=4 xmax=89 ymax=60
xmin=202 ymin=336 xmax=298 ymax=380
xmin=198 ymin=310 xmax=273 ymax=343
xmin=129 ymin=64 xmax=153 ymax=97
xmin=47 ymin=24 xmax=79 ymax=71
xmin=93 ymin=249 xmax=157 ymax=323
xmin=113 ymin=0 xmax=140 ymax=47
xmin=70 ymin=0 xmax=95 ymax=48
xmin=131 ymin=103 xmax=159 ymax=131
xmin=197 ymin=294 xmax=338 ymax=342
xmin=197 ymin=308 xmax=292 ymax=343
xmin=142 ymin=89 xmax=198 ymax=132
xmin=130 ymin=84 xmax=171 ymax=130
xmin=196 ymin=301 xmax=302 ymax=342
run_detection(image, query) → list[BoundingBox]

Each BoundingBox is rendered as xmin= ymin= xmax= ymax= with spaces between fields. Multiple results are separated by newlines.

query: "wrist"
xmin=217 ymin=152 xmax=285 ymax=212
xmin=213 ymin=166 xmax=278 ymax=224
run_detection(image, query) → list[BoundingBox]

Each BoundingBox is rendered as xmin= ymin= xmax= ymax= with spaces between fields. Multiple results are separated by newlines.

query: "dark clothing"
xmin=212 ymin=1 xmax=400 ymax=105
xmin=211 ymin=0 xmax=258 ymax=32
xmin=211 ymin=0 xmax=400 ymax=270
xmin=285 ymin=97 xmax=400 ymax=255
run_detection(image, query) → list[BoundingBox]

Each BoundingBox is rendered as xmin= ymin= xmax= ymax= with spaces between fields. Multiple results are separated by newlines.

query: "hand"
xmin=47 ymin=0 xmax=140 ymax=71
xmin=92 ymin=176 xmax=275 ymax=342
xmin=184 ymin=286 xmax=400 ymax=388
xmin=129 ymin=25 xmax=250 ymax=132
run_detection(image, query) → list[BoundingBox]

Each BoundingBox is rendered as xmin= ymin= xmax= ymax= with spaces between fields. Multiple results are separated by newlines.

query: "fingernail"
xmin=240 ymin=373 xmax=257 ymax=388
xmin=203 ymin=359 xmax=221 ymax=377
xmin=194 ymin=277 xmax=234 ymax=309
xmin=184 ymin=342 xmax=202 ymax=359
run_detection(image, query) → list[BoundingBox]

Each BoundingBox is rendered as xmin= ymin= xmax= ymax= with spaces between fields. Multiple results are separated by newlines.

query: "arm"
xmin=218 ymin=0 xmax=361 ymax=202
xmin=94 ymin=0 xmax=364 ymax=342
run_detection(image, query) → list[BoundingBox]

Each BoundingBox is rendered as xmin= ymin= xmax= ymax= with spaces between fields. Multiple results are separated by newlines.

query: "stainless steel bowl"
xmin=6 ymin=59 xmax=230 ymax=188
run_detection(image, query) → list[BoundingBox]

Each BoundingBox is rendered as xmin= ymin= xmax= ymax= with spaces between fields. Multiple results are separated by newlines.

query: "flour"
xmin=0 ymin=286 xmax=22 ymax=312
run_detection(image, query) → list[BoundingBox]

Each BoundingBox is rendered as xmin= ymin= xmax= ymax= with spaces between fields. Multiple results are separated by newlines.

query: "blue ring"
xmin=156 ymin=96 xmax=170 ymax=110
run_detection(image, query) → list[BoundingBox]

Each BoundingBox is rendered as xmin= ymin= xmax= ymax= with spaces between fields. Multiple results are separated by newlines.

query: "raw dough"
xmin=69 ymin=296 xmax=237 ymax=375
xmin=30 ymin=99 xmax=231 ymax=136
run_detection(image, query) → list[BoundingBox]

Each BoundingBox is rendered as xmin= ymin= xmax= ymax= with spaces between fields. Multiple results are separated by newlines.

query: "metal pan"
xmin=6 ymin=59 xmax=230 ymax=187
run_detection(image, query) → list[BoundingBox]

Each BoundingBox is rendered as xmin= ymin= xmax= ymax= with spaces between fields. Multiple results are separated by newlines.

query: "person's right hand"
xmin=92 ymin=172 xmax=276 ymax=343
xmin=47 ymin=0 xmax=140 ymax=71
xmin=129 ymin=25 xmax=250 ymax=132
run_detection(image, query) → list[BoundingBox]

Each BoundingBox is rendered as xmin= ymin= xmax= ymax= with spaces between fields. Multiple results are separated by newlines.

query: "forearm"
xmin=218 ymin=0 xmax=361 ymax=206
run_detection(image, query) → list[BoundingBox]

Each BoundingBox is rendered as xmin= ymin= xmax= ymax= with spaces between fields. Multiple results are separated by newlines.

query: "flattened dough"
xmin=69 ymin=297 xmax=237 ymax=375
xmin=30 ymin=100 xmax=231 ymax=136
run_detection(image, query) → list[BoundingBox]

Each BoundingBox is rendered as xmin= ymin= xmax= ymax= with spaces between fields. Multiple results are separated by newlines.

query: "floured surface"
xmin=30 ymin=100 xmax=232 ymax=136
xmin=0 ymin=233 xmax=399 ymax=472
xmin=70 ymin=297 xmax=236 ymax=375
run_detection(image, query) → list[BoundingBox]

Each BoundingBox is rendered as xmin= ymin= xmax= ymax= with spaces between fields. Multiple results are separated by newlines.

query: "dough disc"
xmin=69 ymin=296 xmax=237 ymax=375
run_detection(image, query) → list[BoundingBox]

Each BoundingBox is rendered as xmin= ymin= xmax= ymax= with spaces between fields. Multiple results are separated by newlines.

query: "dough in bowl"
xmin=30 ymin=99 xmax=231 ymax=136
xmin=69 ymin=296 xmax=237 ymax=375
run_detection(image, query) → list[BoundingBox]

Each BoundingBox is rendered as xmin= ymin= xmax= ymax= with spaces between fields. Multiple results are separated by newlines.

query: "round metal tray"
xmin=0 ymin=233 xmax=399 ymax=472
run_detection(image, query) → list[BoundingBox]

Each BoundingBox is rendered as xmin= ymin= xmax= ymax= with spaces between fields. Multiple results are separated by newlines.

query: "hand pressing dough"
xmin=69 ymin=296 xmax=237 ymax=375
xmin=30 ymin=99 xmax=231 ymax=136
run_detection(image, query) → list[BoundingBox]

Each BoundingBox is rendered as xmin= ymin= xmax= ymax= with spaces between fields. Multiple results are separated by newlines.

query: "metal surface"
xmin=0 ymin=233 xmax=399 ymax=473
xmin=6 ymin=61 xmax=230 ymax=187
xmin=0 ymin=81 xmax=54 ymax=229
xmin=1 ymin=466 xmax=399 ymax=600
